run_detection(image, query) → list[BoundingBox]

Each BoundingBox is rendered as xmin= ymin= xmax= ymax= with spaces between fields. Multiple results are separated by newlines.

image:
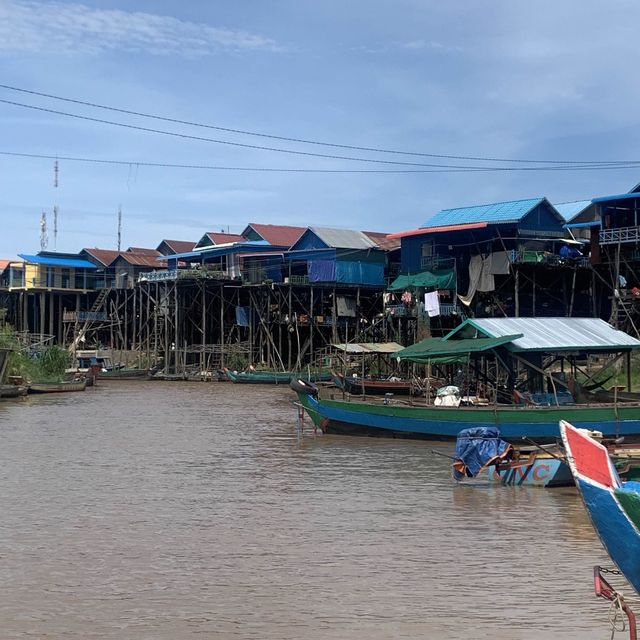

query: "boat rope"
xmin=608 ymin=592 xmax=627 ymax=638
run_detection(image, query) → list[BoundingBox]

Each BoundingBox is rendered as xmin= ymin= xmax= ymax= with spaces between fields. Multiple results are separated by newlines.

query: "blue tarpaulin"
xmin=336 ymin=261 xmax=384 ymax=285
xmin=308 ymin=259 xmax=336 ymax=282
xmin=235 ymin=306 xmax=251 ymax=327
xmin=452 ymin=427 xmax=513 ymax=480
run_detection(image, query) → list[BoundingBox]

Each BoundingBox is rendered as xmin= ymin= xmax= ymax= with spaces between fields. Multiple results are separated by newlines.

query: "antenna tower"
xmin=53 ymin=159 xmax=59 ymax=249
xmin=40 ymin=211 xmax=48 ymax=250
xmin=117 ymin=205 xmax=122 ymax=251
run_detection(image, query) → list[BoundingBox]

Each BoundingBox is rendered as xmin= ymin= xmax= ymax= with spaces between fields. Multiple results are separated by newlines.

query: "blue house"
xmin=287 ymin=227 xmax=387 ymax=286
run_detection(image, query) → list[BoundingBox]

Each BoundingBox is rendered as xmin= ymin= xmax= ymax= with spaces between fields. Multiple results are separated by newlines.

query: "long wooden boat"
xmin=332 ymin=372 xmax=417 ymax=396
xmin=291 ymin=380 xmax=640 ymax=442
xmin=226 ymin=369 xmax=333 ymax=385
xmin=28 ymin=379 xmax=88 ymax=394
xmin=98 ymin=368 xmax=149 ymax=380
xmin=560 ymin=420 xmax=640 ymax=595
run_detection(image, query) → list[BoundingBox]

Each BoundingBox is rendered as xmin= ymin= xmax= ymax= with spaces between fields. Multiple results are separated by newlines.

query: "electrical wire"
xmin=3 ymin=97 xmax=640 ymax=171
xmin=0 ymin=82 xmax=637 ymax=166
xmin=1 ymin=150 xmax=640 ymax=174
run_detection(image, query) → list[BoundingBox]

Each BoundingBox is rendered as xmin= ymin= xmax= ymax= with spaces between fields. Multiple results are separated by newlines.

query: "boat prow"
xmin=560 ymin=420 xmax=640 ymax=595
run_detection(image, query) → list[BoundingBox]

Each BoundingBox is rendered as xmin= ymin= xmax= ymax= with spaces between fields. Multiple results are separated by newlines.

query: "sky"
xmin=1 ymin=0 xmax=640 ymax=258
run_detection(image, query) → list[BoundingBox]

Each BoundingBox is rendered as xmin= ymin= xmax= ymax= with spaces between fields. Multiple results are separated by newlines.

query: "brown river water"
xmin=0 ymin=382 xmax=634 ymax=639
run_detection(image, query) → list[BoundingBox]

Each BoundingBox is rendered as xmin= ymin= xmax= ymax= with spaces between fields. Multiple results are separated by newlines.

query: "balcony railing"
xmin=63 ymin=311 xmax=109 ymax=322
xmin=138 ymin=269 xmax=178 ymax=282
xmin=599 ymin=226 xmax=640 ymax=245
xmin=420 ymin=256 xmax=456 ymax=270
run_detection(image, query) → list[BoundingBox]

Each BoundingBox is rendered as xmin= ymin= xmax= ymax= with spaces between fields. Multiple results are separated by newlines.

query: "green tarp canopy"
xmin=388 ymin=269 xmax=456 ymax=291
xmin=395 ymin=334 xmax=523 ymax=364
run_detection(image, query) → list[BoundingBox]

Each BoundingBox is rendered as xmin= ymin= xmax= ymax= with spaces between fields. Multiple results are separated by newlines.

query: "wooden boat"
xmin=291 ymin=380 xmax=640 ymax=442
xmin=0 ymin=384 xmax=28 ymax=398
xmin=560 ymin=420 xmax=640 ymax=595
xmin=331 ymin=371 xmax=419 ymax=396
xmin=226 ymin=368 xmax=332 ymax=385
xmin=28 ymin=379 xmax=88 ymax=394
xmin=450 ymin=428 xmax=574 ymax=487
xmin=98 ymin=367 xmax=149 ymax=380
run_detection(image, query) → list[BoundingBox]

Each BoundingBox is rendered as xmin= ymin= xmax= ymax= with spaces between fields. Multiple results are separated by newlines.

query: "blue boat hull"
xmin=577 ymin=478 xmax=640 ymax=594
xmin=298 ymin=393 xmax=640 ymax=442
xmin=474 ymin=458 xmax=574 ymax=487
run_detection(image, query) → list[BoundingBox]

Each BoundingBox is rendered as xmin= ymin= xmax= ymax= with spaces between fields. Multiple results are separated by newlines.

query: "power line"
xmin=2 ymin=150 xmax=640 ymax=173
xmin=0 ymin=82 xmax=635 ymax=166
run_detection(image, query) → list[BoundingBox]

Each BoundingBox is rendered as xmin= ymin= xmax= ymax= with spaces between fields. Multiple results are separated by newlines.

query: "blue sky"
xmin=1 ymin=0 xmax=640 ymax=257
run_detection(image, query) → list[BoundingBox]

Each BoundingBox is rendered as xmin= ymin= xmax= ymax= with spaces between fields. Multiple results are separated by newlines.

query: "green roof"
xmin=388 ymin=269 xmax=455 ymax=291
xmin=396 ymin=334 xmax=522 ymax=363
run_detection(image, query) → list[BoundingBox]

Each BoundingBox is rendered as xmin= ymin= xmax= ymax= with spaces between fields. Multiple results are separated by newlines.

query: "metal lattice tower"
xmin=117 ymin=205 xmax=122 ymax=251
xmin=40 ymin=211 xmax=48 ymax=250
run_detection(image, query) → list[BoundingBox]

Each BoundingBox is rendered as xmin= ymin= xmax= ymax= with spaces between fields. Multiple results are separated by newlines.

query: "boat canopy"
xmin=388 ymin=269 xmax=455 ymax=291
xmin=445 ymin=317 xmax=640 ymax=353
xmin=395 ymin=334 xmax=522 ymax=363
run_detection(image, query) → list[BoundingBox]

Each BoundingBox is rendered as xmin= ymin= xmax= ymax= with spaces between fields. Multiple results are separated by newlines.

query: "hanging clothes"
xmin=458 ymin=254 xmax=495 ymax=306
xmin=424 ymin=291 xmax=440 ymax=317
xmin=401 ymin=290 xmax=413 ymax=305
xmin=336 ymin=295 xmax=357 ymax=317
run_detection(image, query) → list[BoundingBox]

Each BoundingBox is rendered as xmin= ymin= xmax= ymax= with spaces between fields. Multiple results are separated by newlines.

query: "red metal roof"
xmin=157 ymin=239 xmax=195 ymax=254
xmin=82 ymin=248 xmax=121 ymax=266
xmin=205 ymin=232 xmax=245 ymax=245
xmin=363 ymin=231 xmax=401 ymax=251
xmin=387 ymin=222 xmax=489 ymax=240
xmin=0 ymin=259 xmax=11 ymax=273
xmin=126 ymin=247 xmax=160 ymax=255
xmin=245 ymin=223 xmax=305 ymax=247
xmin=115 ymin=252 xmax=166 ymax=267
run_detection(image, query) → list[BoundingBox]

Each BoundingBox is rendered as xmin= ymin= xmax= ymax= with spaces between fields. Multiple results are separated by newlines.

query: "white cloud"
xmin=0 ymin=0 xmax=281 ymax=56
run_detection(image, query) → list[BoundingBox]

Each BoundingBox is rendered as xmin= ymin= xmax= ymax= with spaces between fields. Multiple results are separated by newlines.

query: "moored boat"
xmin=292 ymin=381 xmax=640 ymax=442
xmin=331 ymin=371 xmax=419 ymax=396
xmin=560 ymin=420 xmax=640 ymax=596
xmin=292 ymin=317 xmax=640 ymax=443
xmin=451 ymin=427 xmax=574 ymax=487
xmin=0 ymin=384 xmax=28 ymax=398
xmin=28 ymin=379 xmax=88 ymax=394
xmin=226 ymin=368 xmax=332 ymax=385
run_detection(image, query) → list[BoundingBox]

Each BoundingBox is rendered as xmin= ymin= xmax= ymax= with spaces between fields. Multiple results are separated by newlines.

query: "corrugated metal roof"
xmin=82 ymin=248 xmax=121 ymax=266
xmin=422 ymin=198 xmax=545 ymax=228
xmin=592 ymin=192 xmax=640 ymax=204
xmin=115 ymin=252 xmax=167 ymax=267
xmin=310 ymin=227 xmax=379 ymax=249
xmin=362 ymin=231 xmax=401 ymax=251
xmin=0 ymin=259 xmax=11 ymax=273
xmin=205 ymin=232 xmax=245 ymax=245
xmin=387 ymin=223 xmax=488 ymax=240
xmin=157 ymin=240 xmax=195 ymax=254
xmin=554 ymin=200 xmax=593 ymax=222
xmin=245 ymin=223 xmax=305 ymax=247
xmin=397 ymin=335 xmax=522 ymax=361
xmin=19 ymin=254 xmax=97 ymax=269
xmin=126 ymin=247 xmax=159 ymax=255
xmin=332 ymin=342 xmax=403 ymax=353
xmin=467 ymin=317 xmax=640 ymax=352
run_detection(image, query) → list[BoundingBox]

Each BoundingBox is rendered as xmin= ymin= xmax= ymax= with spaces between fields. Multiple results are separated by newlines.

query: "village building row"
xmin=0 ymin=183 xmax=639 ymax=371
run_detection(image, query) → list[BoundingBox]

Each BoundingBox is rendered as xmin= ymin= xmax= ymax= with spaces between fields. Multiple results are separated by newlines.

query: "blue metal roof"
xmin=554 ymin=200 xmax=592 ymax=222
xmin=18 ymin=254 xmax=97 ymax=269
xmin=592 ymin=192 xmax=640 ymax=204
xmin=422 ymin=198 xmax=545 ymax=228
